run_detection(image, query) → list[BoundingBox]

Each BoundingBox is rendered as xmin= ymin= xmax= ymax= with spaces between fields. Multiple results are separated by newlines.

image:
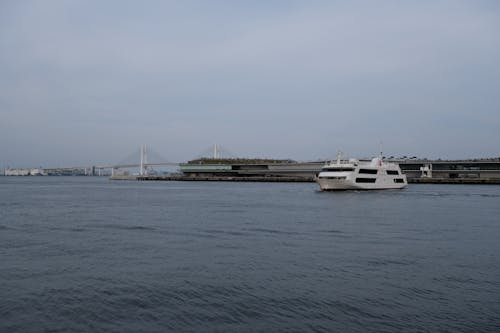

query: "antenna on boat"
xmin=336 ymin=150 xmax=342 ymax=165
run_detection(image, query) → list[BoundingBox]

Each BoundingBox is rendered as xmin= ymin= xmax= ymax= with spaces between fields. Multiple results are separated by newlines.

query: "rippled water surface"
xmin=1 ymin=177 xmax=500 ymax=332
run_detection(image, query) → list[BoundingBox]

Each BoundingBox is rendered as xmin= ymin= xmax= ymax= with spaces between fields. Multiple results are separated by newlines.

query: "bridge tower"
xmin=213 ymin=143 xmax=221 ymax=159
xmin=140 ymin=144 xmax=148 ymax=176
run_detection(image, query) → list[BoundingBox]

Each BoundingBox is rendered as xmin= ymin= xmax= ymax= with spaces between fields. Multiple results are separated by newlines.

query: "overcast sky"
xmin=1 ymin=0 xmax=499 ymax=168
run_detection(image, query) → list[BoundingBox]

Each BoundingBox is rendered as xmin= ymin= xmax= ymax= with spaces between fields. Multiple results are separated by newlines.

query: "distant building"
xmin=4 ymin=168 xmax=45 ymax=176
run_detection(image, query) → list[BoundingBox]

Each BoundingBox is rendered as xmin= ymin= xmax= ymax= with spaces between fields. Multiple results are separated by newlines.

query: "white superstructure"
xmin=316 ymin=152 xmax=407 ymax=190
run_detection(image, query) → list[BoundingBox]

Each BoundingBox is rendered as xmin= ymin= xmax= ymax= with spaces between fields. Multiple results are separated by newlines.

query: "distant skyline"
xmin=1 ymin=0 xmax=499 ymax=168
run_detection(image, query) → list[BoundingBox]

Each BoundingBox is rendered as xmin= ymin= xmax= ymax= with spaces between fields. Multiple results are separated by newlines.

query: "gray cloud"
xmin=1 ymin=0 xmax=499 ymax=168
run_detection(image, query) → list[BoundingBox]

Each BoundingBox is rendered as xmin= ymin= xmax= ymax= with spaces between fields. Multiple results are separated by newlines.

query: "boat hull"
xmin=316 ymin=177 xmax=407 ymax=191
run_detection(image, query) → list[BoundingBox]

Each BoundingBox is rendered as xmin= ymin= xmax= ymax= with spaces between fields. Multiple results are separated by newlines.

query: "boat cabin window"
xmin=393 ymin=178 xmax=405 ymax=183
xmin=386 ymin=170 xmax=399 ymax=175
xmin=355 ymin=178 xmax=376 ymax=183
xmin=322 ymin=168 xmax=354 ymax=172
xmin=359 ymin=169 xmax=378 ymax=174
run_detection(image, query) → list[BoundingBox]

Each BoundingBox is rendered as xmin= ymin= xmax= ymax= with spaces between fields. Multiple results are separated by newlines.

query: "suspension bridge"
xmin=41 ymin=144 xmax=235 ymax=176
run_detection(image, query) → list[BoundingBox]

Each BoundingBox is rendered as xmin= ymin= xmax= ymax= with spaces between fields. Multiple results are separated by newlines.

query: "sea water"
xmin=1 ymin=177 xmax=499 ymax=332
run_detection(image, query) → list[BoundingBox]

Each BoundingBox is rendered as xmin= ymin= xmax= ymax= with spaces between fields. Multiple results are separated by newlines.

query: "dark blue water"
xmin=1 ymin=177 xmax=500 ymax=332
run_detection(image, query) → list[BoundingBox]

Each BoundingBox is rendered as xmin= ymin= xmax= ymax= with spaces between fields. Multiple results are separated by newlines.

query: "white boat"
xmin=316 ymin=152 xmax=407 ymax=190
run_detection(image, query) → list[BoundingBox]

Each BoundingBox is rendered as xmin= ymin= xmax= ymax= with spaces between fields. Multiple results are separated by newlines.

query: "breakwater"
xmin=111 ymin=175 xmax=500 ymax=184
xmin=409 ymin=177 xmax=500 ymax=184
xmin=139 ymin=175 xmax=314 ymax=182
